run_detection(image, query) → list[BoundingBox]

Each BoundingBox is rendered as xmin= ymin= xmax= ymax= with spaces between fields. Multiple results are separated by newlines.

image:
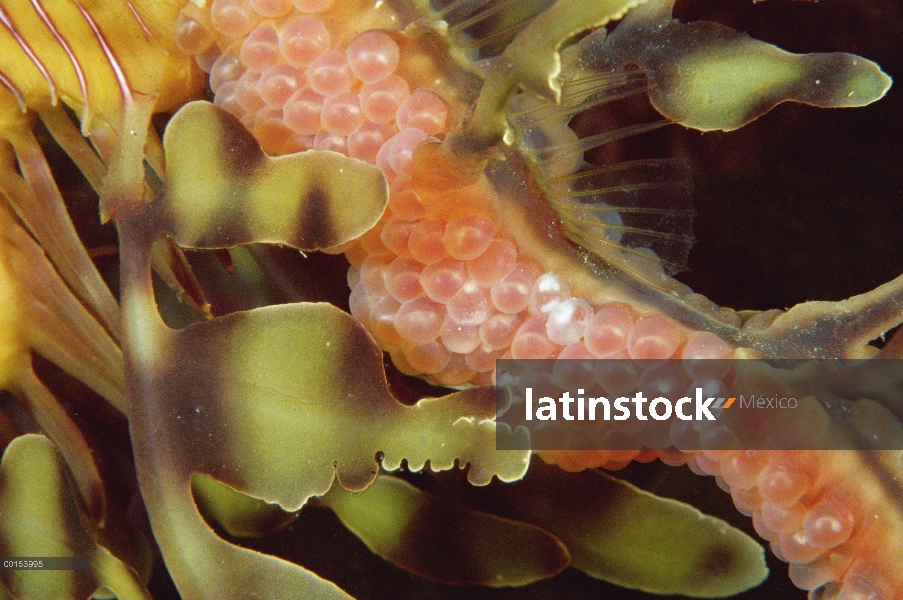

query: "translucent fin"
xmin=460 ymin=16 xmax=534 ymax=53
xmin=548 ymin=158 xmax=695 ymax=277
xmin=504 ymin=39 xmax=693 ymax=279
xmin=535 ymin=120 xmax=670 ymax=164
xmin=509 ymin=69 xmax=652 ymax=178
xmin=435 ymin=0 xmax=553 ymax=58
xmin=510 ymin=70 xmax=647 ymax=123
xmin=448 ymin=0 xmax=521 ymax=33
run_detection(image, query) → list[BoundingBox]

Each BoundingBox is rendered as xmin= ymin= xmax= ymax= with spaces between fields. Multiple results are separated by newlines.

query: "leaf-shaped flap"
xmin=488 ymin=460 xmax=767 ymax=598
xmin=192 ymin=474 xmax=297 ymax=539
xmin=160 ymin=102 xmax=388 ymax=250
xmin=321 ymin=474 xmax=569 ymax=587
xmin=122 ymin=302 xmax=529 ymax=599
xmin=0 ymin=434 xmax=150 ymax=600
xmin=117 ymin=198 xmax=530 ymax=599
xmin=157 ymin=302 xmax=529 ymax=506
xmin=582 ymin=0 xmax=892 ymax=131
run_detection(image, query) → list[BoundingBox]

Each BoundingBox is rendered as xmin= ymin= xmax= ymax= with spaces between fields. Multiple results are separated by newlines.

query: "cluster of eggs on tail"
xmin=174 ymin=4 xmax=895 ymax=596
xmin=687 ymin=451 xmax=894 ymax=599
xmin=173 ymin=0 xmax=733 ymax=387
xmin=549 ymin=449 xmax=889 ymax=597
xmin=348 ymin=247 xmax=734 ymax=386
xmin=175 ymin=0 xmax=430 ymax=156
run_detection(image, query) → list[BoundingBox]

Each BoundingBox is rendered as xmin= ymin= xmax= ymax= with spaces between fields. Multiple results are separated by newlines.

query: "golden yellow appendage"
xmin=0 ymin=212 xmax=26 ymax=390
xmin=0 ymin=0 xmax=201 ymax=530
xmin=0 ymin=0 xmax=206 ymax=334
xmin=0 ymin=199 xmax=119 ymax=526
xmin=0 ymin=0 xmax=203 ymax=219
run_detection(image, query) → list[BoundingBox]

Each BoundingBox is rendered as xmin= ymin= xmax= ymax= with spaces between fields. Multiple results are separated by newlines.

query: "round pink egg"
xmin=346 ymin=31 xmax=401 ymax=83
xmin=307 ymin=49 xmax=355 ymax=97
xmin=279 ymin=16 xmax=330 ymax=68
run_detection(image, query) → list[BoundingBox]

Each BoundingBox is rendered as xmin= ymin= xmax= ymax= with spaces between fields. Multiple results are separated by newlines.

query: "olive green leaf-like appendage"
xmin=576 ymin=0 xmax=892 ymax=131
xmin=486 ymin=460 xmax=768 ymax=598
xmin=194 ymin=461 xmax=766 ymax=596
xmin=194 ymin=471 xmax=573 ymax=587
xmin=117 ymin=102 xmax=530 ymax=600
xmin=320 ymin=474 xmax=569 ymax=587
xmin=0 ymin=434 xmax=151 ymax=600
xmin=158 ymin=102 xmax=389 ymax=250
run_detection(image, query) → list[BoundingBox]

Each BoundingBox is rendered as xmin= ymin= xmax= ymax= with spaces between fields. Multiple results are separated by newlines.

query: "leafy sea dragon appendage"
xmin=171 ymin=0 xmax=902 ymax=597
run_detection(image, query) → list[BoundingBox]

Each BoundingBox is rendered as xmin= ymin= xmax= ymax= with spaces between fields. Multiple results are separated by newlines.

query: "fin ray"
xmin=549 ymin=158 xmax=696 ymax=276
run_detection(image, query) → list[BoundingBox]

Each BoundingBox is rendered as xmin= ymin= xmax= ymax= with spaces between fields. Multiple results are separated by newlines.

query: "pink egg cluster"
xmin=688 ymin=451 xmax=888 ymax=598
xmin=174 ymin=0 xmax=733 ymax=387
xmin=175 ymin=0 xmax=442 ymax=156
xmin=346 ymin=231 xmax=733 ymax=386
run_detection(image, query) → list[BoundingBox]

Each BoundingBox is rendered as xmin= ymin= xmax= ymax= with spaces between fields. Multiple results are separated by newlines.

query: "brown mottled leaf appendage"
xmin=117 ymin=102 xmax=531 ymax=599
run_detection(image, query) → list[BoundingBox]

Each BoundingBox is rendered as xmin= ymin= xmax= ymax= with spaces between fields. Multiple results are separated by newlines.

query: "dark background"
xmin=672 ymin=0 xmax=903 ymax=315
